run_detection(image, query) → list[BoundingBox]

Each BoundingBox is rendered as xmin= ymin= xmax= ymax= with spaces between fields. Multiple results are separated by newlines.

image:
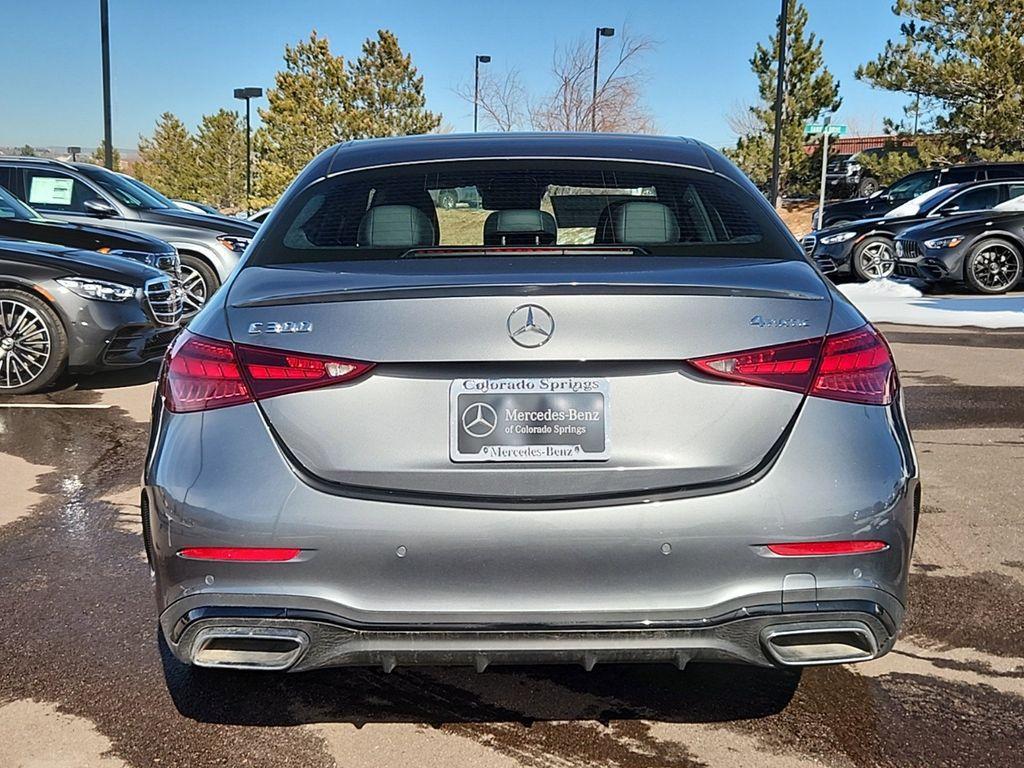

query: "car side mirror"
xmin=84 ymin=198 xmax=117 ymax=217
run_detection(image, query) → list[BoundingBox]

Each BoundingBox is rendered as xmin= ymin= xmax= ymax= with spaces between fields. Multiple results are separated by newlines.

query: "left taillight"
xmin=688 ymin=324 xmax=896 ymax=406
xmin=163 ymin=330 xmax=373 ymax=413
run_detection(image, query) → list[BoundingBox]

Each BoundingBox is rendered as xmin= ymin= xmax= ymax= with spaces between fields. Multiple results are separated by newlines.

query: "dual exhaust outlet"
xmin=188 ymin=621 xmax=879 ymax=672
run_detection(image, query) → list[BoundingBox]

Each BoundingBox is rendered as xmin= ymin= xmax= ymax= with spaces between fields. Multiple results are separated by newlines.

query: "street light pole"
xmin=99 ymin=0 xmax=113 ymax=169
xmin=592 ymin=27 xmax=615 ymax=132
xmin=233 ymin=87 xmax=263 ymax=216
xmin=474 ymin=55 xmax=490 ymax=133
xmin=769 ymin=0 xmax=789 ymax=207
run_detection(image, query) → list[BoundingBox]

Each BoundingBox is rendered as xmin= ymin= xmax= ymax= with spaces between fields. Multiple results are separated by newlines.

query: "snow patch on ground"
xmin=838 ymin=279 xmax=1024 ymax=328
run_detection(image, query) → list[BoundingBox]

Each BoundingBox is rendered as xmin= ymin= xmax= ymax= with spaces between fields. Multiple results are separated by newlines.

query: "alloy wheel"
xmin=0 ymin=299 xmax=52 ymax=390
xmin=971 ymin=244 xmax=1021 ymax=292
xmin=179 ymin=264 xmax=208 ymax=314
xmin=858 ymin=241 xmax=896 ymax=279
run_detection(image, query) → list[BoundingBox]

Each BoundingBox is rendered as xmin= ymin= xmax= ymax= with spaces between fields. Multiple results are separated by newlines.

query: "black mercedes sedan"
xmin=895 ymin=208 xmax=1024 ymax=294
xmin=0 ymin=238 xmax=183 ymax=394
xmin=804 ymin=179 xmax=1024 ymax=280
xmin=0 ymin=184 xmax=179 ymax=277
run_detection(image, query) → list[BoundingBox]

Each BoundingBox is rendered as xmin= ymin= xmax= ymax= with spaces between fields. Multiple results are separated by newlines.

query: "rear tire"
xmin=857 ymin=177 xmax=880 ymax=197
xmin=179 ymin=254 xmax=219 ymax=315
xmin=963 ymin=238 xmax=1023 ymax=294
xmin=0 ymin=289 xmax=68 ymax=395
xmin=851 ymin=236 xmax=896 ymax=281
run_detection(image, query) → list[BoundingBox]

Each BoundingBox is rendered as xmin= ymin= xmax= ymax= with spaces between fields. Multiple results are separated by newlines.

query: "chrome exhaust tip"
xmin=190 ymin=627 xmax=309 ymax=671
xmin=762 ymin=623 xmax=878 ymax=666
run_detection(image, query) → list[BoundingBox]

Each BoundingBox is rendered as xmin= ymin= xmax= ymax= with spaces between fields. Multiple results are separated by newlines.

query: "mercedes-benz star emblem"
xmin=461 ymin=402 xmax=498 ymax=438
xmin=507 ymin=304 xmax=554 ymax=348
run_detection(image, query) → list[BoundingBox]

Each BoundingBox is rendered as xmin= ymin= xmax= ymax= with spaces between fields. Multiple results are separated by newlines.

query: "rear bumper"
xmin=144 ymin=387 xmax=919 ymax=670
xmin=162 ymin=596 xmax=900 ymax=672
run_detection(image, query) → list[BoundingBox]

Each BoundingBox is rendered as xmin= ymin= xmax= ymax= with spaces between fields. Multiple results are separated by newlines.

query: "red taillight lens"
xmin=177 ymin=547 xmax=302 ymax=562
xmin=810 ymin=326 xmax=895 ymax=405
xmin=236 ymin=344 xmax=374 ymax=400
xmin=688 ymin=324 xmax=895 ymax=405
xmin=689 ymin=337 xmax=822 ymax=394
xmin=766 ymin=540 xmax=888 ymax=556
xmin=165 ymin=333 xmax=251 ymax=413
xmin=163 ymin=330 xmax=373 ymax=413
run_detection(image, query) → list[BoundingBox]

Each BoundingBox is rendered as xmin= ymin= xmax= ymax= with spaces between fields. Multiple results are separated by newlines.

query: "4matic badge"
xmin=749 ymin=314 xmax=810 ymax=329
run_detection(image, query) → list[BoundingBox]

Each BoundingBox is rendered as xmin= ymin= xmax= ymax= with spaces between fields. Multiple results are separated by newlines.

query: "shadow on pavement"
xmin=160 ymin=631 xmax=801 ymax=727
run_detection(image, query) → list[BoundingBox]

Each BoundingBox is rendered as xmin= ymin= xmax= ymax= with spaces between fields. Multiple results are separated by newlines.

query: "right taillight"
xmin=689 ymin=324 xmax=895 ymax=406
xmin=810 ymin=325 xmax=895 ymax=405
xmin=163 ymin=330 xmax=374 ymax=413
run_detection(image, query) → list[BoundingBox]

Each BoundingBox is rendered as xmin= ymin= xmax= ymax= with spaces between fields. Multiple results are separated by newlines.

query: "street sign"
xmin=804 ymin=122 xmax=847 ymax=136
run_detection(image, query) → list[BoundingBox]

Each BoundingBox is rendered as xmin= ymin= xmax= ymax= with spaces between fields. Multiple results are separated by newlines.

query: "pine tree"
xmin=135 ymin=113 xmax=199 ymax=198
xmin=857 ymin=0 xmax=1024 ymax=158
xmin=88 ymin=140 xmax=121 ymax=170
xmin=346 ymin=30 xmax=441 ymax=138
xmin=18 ymin=145 xmax=36 ymax=157
xmin=727 ymin=0 xmax=841 ymax=197
xmin=195 ymin=109 xmax=246 ymax=210
xmin=254 ymin=30 xmax=351 ymax=203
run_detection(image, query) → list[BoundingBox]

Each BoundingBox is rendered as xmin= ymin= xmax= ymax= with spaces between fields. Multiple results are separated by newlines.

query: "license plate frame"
xmin=449 ymin=377 xmax=610 ymax=463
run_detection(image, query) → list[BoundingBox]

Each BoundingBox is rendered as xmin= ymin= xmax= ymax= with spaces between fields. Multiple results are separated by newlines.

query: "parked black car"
xmin=0 ymin=185 xmax=179 ymax=277
xmin=812 ymin=162 xmax=1024 ymax=229
xmin=0 ymin=238 xmax=183 ymax=394
xmin=0 ymin=158 xmax=257 ymax=313
xmin=805 ymin=179 xmax=1024 ymax=280
xmin=896 ymin=207 xmax=1024 ymax=294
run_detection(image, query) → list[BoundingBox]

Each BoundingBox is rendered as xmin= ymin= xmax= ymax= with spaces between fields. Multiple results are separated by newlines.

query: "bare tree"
xmin=530 ymin=27 xmax=656 ymax=133
xmin=454 ymin=68 xmax=529 ymax=131
xmin=725 ymin=101 xmax=765 ymax=138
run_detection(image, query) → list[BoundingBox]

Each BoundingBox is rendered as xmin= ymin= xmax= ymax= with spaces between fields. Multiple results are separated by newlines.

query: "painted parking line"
xmin=0 ymin=403 xmax=112 ymax=409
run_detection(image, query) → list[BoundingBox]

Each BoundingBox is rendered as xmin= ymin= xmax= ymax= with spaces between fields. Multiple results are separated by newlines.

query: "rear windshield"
xmin=250 ymin=159 xmax=793 ymax=265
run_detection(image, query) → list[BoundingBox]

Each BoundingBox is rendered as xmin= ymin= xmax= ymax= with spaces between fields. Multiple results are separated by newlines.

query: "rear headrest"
xmin=597 ymin=201 xmax=680 ymax=244
xmin=357 ymin=205 xmax=436 ymax=248
xmin=483 ymin=209 xmax=557 ymax=246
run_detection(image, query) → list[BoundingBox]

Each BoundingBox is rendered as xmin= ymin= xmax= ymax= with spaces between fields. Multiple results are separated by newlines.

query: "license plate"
xmin=449 ymin=377 xmax=609 ymax=462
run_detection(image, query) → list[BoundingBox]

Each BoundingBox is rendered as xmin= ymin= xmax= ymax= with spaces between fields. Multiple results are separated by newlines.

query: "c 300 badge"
xmin=247 ymin=321 xmax=314 ymax=334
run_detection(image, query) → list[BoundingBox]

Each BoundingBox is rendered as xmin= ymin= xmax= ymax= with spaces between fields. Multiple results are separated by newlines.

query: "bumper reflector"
xmin=767 ymin=541 xmax=888 ymax=556
xmin=178 ymin=547 xmax=302 ymax=562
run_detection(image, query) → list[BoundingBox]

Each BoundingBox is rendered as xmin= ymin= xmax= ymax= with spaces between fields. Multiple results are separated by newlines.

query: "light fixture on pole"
xmin=592 ymin=27 xmax=615 ymax=132
xmin=233 ymin=87 xmax=263 ymax=216
xmin=474 ymin=55 xmax=491 ymax=133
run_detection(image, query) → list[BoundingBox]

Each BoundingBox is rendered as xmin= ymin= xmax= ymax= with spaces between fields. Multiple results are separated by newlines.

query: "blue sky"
xmin=2 ymin=0 xmax=910 ymax=150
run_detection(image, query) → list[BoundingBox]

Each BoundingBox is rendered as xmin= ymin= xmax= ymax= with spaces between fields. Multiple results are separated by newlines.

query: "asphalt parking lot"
xmin=0 ymin=323 xmax=1022 ymax=768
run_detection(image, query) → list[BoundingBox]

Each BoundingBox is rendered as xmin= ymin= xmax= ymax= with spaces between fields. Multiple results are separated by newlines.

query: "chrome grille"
xmin=801 ymin=234 xmax=817 ymax=256
xmin=143 ymin=277 xmax=184 ymax=326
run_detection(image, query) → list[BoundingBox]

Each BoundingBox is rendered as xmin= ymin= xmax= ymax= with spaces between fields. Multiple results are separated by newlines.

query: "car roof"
xmin=323 ymin=133 xmax=718 ymax=177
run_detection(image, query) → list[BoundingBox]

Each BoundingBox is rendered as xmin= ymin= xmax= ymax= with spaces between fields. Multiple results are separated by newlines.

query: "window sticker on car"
xmin=29 ymin=176 xmax=74 ymax=206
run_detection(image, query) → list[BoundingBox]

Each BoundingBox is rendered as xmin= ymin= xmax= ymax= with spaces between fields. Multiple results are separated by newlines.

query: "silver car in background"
xmin=144 ymin=133 xmax=918 ymax=675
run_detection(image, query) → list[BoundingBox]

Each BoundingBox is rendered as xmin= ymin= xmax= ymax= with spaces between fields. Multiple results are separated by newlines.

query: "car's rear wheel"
xmin=179 ymin=255 xmax=219 ymax=315
xmin=0 ymin=289 xmax=68 ymax=395
xmin=851 ymin=237 xmax=896 ymax=281
xmin=964 ymin=239 xmax=1023 ymax=294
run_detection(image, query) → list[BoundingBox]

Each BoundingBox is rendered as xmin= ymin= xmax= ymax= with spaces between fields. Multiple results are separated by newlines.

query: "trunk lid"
xmin=225 ymin=256 xmax=833 ymax=501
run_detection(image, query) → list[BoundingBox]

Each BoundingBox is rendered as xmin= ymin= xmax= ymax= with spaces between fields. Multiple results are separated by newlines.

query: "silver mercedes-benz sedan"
xmin=143 ymin=133 xmax=918 ymax=674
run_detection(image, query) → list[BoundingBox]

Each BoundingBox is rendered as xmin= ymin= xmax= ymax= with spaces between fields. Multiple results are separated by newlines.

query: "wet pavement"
xmin=0 ymin=325 xmax=1022 ymax=767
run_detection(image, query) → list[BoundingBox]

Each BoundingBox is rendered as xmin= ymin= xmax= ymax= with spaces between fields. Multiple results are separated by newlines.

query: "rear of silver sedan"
xmin=143 ymin=136 xmax=918 ymax=674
